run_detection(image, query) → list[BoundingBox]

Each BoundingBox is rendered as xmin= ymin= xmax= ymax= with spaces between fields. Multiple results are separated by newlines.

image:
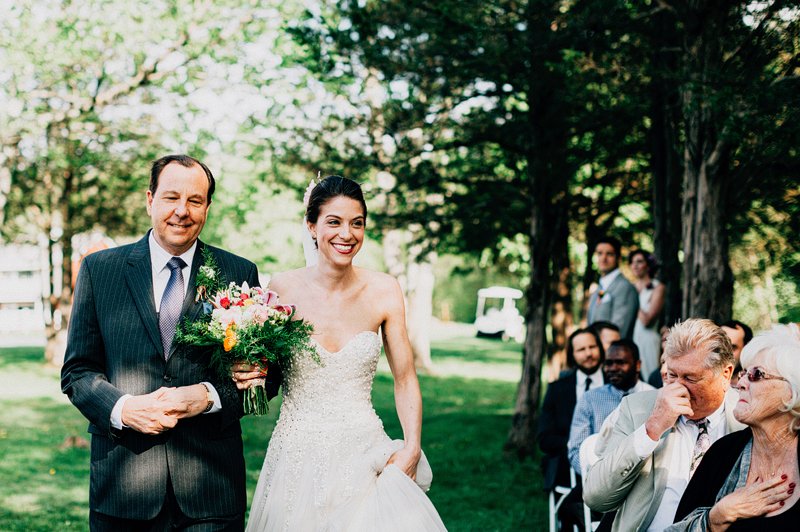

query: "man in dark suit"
xmin=62 ymin=155 xmax=278 ymax=531
xmin=537 ymin=327 xmax=606 ymax=492
xmin=586 ymin=236 xmax=639 ymax=339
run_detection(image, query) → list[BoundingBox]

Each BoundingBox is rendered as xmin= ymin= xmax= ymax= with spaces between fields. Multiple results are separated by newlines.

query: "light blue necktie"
xmin=159 ymin=257 xmax=186 ymax=359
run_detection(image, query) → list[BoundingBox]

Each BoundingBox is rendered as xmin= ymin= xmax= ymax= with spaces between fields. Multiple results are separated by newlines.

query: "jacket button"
xmin=164 ymin=375 xmax=172 ymax=383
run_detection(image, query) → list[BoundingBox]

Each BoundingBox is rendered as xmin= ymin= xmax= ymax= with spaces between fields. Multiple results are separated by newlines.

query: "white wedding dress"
xmin=633 ymin=279 xmax=662 ymax=379
xmin=246 ymin=331 xmax=446 ymax=531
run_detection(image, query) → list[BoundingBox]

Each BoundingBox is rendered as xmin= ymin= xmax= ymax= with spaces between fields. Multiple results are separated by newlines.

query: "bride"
xmin=236 ymin=175 xmax=446 ymax=531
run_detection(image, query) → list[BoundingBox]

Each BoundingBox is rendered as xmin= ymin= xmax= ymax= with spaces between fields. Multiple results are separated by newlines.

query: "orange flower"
xmin=224 ymin=324 xmax=237 ymax=352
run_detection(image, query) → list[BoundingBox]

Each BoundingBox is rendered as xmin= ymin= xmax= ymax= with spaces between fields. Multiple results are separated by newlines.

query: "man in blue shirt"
xmin=568 ymin=339 xmax=655 ymax=475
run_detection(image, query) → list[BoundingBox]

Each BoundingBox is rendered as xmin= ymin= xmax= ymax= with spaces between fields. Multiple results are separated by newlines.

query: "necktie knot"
xmin=167 ymin=257 xmax=187 ymax=272
xmin=584 ymin=377 xmax=592 ymax=392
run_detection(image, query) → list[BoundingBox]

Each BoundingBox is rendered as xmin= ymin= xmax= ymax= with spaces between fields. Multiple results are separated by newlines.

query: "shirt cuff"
xmin=110 ymin=394 xmax=133 ymax=430
xmin=201 ymin=382 xmax=222 ymax=414
xmin=633 ymin=424 xmax=660 ymax=458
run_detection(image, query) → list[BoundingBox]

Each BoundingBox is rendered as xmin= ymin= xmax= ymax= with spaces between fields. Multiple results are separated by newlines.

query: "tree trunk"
xmin=406 ymin=249 xmax=436 ymax=373
xmin=681 ymin=150 xmax=733 ymax=322
xmin=680 ymin=5 xmax=734 ymax=323
xmin=45 ymin=157 xmax=76 ymax=366
xmin=381 ymin=229 xmax=435 ymax=372
xmin=649 ymin=9 xmax=683 ymax=327
xmin=506 ymin=199 xmax=550 ymax=458
xmin=506 ymin=2 xmax=569 ymax=456
xmin=547 ymin=196 xmax=572 ymax=381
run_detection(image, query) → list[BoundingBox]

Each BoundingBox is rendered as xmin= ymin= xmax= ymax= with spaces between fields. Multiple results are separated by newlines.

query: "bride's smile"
xmin=308 ymin=195 xmax=365 ymax=263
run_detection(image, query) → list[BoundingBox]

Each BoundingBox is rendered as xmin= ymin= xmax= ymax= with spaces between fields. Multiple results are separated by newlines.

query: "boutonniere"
xmin=597 ymin=289 xmax=606 ymax=299
xmin=195 ymin=248 xmax=227 ymax=314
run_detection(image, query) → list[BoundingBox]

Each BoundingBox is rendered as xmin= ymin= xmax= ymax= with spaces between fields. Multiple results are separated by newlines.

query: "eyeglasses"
xmin=737 ymin=367 xmax=788 ymax=383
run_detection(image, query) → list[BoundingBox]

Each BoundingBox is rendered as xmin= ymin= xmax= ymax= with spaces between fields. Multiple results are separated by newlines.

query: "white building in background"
xmin=0 ymin=232 xmax=119 ymax=348
xmin=0 ymin=242 xmax=49 ymax=346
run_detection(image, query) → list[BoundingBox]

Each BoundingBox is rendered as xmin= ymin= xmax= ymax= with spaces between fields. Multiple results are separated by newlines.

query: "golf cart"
xmin=474 ymin=286 xmax=524 ymax=342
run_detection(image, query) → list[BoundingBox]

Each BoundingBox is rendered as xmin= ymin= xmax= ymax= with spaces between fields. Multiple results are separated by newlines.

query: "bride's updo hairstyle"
xmin=305 ymin=175 xmax=367 ymax=224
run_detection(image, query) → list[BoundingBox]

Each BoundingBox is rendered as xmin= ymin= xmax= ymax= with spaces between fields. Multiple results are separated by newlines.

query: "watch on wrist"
xmin=200 ymin=382 xmax=214 ymax=413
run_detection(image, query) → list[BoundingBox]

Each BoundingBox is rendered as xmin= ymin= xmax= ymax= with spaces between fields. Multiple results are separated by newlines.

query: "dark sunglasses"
xmin=737 ymin=367 xmax=787 ymax=383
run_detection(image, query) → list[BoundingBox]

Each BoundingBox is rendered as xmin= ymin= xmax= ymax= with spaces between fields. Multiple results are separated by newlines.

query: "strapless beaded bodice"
xmin=278 ymin=330 xmax=383 ymax=432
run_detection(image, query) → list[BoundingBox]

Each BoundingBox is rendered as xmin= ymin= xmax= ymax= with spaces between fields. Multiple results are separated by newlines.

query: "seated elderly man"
xmin=583 ymin=318 xmax=745 ymax=532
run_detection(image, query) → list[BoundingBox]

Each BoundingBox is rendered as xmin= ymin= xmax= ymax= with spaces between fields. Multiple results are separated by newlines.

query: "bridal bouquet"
xmin=175 ymin=249 xmax=314 ymax=415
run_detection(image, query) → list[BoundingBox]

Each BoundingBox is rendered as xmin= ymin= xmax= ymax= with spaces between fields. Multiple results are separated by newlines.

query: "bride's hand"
xmin=386 ymin=446 xmax=421 ymax=480
xmin=231 ymin=361 xmax=267 ymax=390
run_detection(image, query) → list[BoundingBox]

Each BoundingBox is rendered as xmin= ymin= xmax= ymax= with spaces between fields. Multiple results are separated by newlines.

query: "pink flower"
xmin=263 ymin=290 xmax=279 ymax=306
xmin=275 ymin=304 xmax=295 ymax=317
xmin=213 ymin=308 xmax=241 ymax=328
xmin=252 ymin=306 xmax=270 ymax=325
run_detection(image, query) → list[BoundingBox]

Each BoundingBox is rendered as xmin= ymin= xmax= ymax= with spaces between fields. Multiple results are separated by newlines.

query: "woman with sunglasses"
xmin=668 ymin=324 xmax=800 ymax=531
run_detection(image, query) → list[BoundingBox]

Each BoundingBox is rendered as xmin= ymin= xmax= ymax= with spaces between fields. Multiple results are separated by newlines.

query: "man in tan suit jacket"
xmin=583 ymin=319 xmax=745 ymax=532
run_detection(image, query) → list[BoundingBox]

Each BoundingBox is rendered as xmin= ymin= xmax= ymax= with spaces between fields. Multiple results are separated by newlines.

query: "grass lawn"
xmin=0 ymin=336 xmax=548 ymax=531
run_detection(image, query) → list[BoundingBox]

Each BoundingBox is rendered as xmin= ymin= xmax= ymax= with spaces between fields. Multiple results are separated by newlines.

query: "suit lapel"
xmin=605 ymin=274 xmax=621 ymax=292
xmin=125 ymin=234 xmax=162 ymax=354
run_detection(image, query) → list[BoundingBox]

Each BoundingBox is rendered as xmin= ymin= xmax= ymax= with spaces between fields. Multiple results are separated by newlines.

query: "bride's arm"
xmin=381 ymin=275 xmax=423 ymax=479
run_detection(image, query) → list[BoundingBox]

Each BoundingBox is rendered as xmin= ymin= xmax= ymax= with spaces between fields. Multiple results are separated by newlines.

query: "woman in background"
xmin=629 ymin=249 xmax=664 ymax=380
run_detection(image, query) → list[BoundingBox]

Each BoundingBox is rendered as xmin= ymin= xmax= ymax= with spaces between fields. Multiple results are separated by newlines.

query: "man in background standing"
xmin=587 ymin=236 xmax=639 ymax=339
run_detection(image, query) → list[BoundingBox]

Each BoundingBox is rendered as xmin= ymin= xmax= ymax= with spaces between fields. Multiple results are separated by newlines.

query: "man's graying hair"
xmin=150 ymin=154 xmax=216 ymax=203
xmin=664 ymin=318 xmax=735 ymax=371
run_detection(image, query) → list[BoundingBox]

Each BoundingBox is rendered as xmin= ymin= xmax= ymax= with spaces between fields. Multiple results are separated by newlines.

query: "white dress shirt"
xmin=110 ymin=234 xmax=221 ymax=429
xmin=575 ymin=366 xmax=604 ymax=401
xmin=149 ymin=235 xmax=196 ymax=312
xmin=632 ymin=400 xmax=727 ymax=532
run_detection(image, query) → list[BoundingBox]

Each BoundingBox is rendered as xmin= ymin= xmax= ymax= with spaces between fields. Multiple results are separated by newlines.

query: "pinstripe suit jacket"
xmin=61 ymin=233 xmax=279 ymax=520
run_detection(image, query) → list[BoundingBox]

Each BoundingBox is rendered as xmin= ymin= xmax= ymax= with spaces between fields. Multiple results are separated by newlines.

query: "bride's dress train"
xmin=246 ymin=331 xmax=446 ymax=531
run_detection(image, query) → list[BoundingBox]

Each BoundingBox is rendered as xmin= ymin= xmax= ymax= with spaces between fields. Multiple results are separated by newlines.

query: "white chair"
xmin=579 ymin=434 xmax=602 ymax=532
xmin=548 ymin=467 xmax=577 ymax=532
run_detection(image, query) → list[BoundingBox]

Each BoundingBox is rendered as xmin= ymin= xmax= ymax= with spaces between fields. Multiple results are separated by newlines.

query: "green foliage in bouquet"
xmin=175 ymin=248 xmax=317 ymax=414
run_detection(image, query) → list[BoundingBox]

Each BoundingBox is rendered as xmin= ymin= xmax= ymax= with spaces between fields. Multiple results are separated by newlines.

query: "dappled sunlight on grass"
xmin=376 ymin=334 xmax=523 ymax=382
xmin=2 ymin=494 xmax=40 ymax=514
xmin=0 ymin=392 xmax=90 ymax=531
xmin=0 ymin=347 xmax=66 ymax=402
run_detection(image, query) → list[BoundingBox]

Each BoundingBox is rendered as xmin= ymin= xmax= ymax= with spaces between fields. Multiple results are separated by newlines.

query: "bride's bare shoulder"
xmin=268 ymin=267 xmax=309 ymax=294
xmin=358 ymin=268 xmax=401 ymax=297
